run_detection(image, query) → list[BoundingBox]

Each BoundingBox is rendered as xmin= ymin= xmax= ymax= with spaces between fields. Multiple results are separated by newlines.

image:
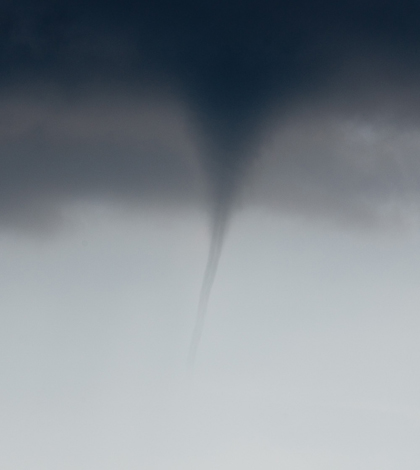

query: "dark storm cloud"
xmin=2 ymin=0 xmax=420 ymax=227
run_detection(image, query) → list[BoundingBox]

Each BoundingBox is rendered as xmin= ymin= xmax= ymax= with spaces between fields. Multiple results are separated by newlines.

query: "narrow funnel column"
xmin=187 ymin=191 xmax=231 ymax=367
xmin=187 ymin=134 xmax=247 ymax=367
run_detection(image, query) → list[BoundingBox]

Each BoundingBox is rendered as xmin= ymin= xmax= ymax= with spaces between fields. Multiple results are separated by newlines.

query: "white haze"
xmin=1 ymin=201 xmax=420 ymax=469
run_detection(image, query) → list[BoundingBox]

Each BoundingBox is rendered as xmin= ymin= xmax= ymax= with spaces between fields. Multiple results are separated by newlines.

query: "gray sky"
xmin=1 ymin=205 xmax=420 ymax=469
xmin=2 ymin=0 xmax=420 ymax=468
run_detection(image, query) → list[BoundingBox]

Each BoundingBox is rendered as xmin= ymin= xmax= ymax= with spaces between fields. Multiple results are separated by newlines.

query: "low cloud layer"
xmin=251 ymin=85 xmax=420 ymax=228
xmin=0 ymin=90 xmax=204 ymax=229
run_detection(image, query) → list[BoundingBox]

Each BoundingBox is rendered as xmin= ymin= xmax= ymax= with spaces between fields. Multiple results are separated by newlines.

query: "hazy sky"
xmin=1 ymin=0 xmax=420 ymax=468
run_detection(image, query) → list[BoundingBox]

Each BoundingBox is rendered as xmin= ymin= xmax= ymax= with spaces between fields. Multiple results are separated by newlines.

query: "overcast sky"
xmin=1 ymin=0 xmax=420 ymax=468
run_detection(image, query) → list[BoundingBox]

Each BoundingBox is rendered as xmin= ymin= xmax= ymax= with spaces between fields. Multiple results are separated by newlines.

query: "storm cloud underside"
xmin=2 ymin=0 xmax=420 ymax=216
